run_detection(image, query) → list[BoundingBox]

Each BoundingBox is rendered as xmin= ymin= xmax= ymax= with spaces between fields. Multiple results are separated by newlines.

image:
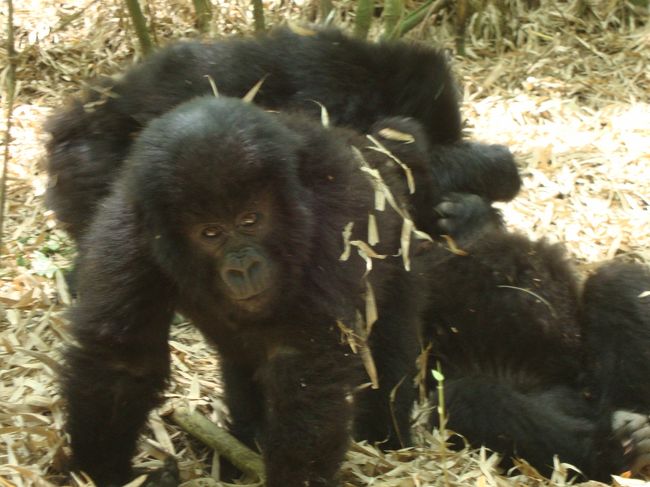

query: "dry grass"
xmin=1 ymin=0 xmax=649 ymax=486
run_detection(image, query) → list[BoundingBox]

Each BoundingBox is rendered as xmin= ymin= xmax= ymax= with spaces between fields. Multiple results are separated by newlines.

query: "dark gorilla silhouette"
xmin=421 ymin=218 xmax=650 ymax=480
xmin=55 ymin=93 xmax=650 ymax=485
xmin=44 ymin=26 xmax=520 ymax=243
xmin=61 ymin=96 xmax=440 ymax=487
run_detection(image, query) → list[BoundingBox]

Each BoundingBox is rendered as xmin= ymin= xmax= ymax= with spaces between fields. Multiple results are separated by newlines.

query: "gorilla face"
xmin=125 ymin=98 xmax=315 ymax=317
xmin=189 ymin=194 xmax=278 ymax=312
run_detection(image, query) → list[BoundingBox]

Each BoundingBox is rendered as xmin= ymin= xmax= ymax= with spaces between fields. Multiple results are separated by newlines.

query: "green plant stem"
xmin=354 ymin=0 xmax=373 ymax=38
xmin=124 ymin=0 xmax=154 ymax=55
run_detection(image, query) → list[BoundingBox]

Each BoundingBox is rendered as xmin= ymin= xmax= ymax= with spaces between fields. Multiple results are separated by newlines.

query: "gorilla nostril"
xmin=247 ymin=260 xmax=262 ymax=279
xmin=226 ymin=268 xmax=246 ymax=286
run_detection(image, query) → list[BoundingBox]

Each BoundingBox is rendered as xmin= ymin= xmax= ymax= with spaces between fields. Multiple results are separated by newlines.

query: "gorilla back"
xmin=45 ymin=27 xmax=463 ymax=241
xmin=61 ymin=97 xmax=429 ymax=487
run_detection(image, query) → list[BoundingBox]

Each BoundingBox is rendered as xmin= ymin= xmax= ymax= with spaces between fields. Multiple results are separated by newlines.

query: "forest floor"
xmin=0 ymin=0 xmax=649 ymax=486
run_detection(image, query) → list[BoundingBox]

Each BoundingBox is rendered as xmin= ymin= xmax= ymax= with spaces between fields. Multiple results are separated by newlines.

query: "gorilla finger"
xmin=630 ymin=449 xmax=650 ymax=474
xmin=613 ymin=410 xmax=648 ymax=436
xmin=437 ymin=218 xmax=455 ymax=233
xmin=631 ymin=424 xmax=650 ymax=445
xmin=435 ymin=201 xmax=458 ymax=217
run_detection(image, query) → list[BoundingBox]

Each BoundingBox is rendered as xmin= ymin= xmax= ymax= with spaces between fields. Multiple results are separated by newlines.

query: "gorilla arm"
xmin=61 ymin=188 xmax=177 ymax=486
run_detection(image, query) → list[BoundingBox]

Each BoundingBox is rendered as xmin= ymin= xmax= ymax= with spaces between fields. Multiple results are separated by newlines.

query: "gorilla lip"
xmin=231 ymin=288 xmax=271 ymax=310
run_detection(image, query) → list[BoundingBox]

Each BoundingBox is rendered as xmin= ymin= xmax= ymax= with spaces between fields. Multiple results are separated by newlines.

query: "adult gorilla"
xmin=45 ymin=26 xmax=520 ymax=243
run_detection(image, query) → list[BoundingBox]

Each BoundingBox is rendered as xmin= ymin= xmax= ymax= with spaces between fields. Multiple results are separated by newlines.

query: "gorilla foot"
xmin=613 ymin=410 xmax=650 ymax=476
xmin=434 ymin=192 xmax=499 ymax=242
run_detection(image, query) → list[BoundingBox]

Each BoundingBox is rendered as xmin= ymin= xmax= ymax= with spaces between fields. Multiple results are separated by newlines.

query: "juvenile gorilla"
xmin=421 ymin=223 xmax=650 ymax=480
xmin=62 ymin=97 xmax=433 ymax=487
xmin=45 ymin=26 xmax=520 ymax=243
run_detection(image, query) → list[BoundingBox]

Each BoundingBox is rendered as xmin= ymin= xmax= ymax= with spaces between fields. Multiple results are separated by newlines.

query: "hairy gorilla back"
xmin=46 ymin=27 xmax=524 ymax=252
xmin=46 ymin=27 xmax=461 ymax=241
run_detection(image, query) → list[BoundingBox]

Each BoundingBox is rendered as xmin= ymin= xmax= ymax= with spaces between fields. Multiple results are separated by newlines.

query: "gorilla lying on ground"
xmin=421 ymin=206 xmax=650 ymax=480
xmin=61 ymin=96 xmax=438 ymax=487
xmin=45 ymin=26 xmax=520 ymax=243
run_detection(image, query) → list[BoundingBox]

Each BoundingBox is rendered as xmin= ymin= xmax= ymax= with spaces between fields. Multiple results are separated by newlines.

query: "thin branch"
xmin=170 ymin=406 xmax=265 ymax=480
xmin=0 ymin=0 xmax=17 ymax=255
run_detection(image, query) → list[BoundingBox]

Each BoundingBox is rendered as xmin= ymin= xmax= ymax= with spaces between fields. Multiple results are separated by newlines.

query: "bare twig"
xmin=170 ymin=406 xmax=265 ymax=480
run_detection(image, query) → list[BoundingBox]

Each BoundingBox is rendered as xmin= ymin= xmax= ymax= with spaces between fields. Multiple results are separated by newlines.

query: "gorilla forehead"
xmin=128 ymin=97 xmax=302 ymax=212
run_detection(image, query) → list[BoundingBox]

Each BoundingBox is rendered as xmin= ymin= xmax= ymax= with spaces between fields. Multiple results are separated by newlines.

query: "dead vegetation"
xmin=0 ymin=0 xmax=648 ymax=486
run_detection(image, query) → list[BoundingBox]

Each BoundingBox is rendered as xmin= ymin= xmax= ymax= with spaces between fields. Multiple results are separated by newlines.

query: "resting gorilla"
xmin=62 ymin=96 xmax=438 ymax=487
xmin=422 ymin=215 xmax=650 ymax=480
xmin=45 ymin=26 xmax=520 ymax=243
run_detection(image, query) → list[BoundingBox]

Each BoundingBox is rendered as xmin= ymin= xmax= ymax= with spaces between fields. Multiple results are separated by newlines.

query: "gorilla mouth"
xmin=231 ymin=288 xmax=273 ymax=312
xmin=234 ymin=288 xmax=267 ymax=301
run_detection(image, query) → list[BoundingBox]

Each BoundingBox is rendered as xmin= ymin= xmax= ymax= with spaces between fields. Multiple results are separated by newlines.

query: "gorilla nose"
xmin=220 ymin=250 xmax=271 ymax=300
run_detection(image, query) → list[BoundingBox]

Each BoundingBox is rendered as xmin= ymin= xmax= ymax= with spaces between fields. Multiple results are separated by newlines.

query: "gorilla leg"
xmin=581 ymin=261 xmax=650 ymax=477
xmin=62 ymin=345 xmax=171 ymax=486
xmin=433 ymin=378 xmax=625 ymax=480
xmin=220 ymin=360 xmax=265 ymax=450
xmin=217 ymin=359 xmax=265 ymax=480
xmin=428 ymin=142 xmax=521 ymax=203
xmin=259 ymin=348 xmax=357 ymax=487
xmin=434 ymin=192 xmax=505 ymax=243
xmin=45 ymin=86 xmax=138 ymax=242
xmin=354 ymin=276 xmax=422 ymax=449
xmin=581 ymin=260 xmax=650 ymax=412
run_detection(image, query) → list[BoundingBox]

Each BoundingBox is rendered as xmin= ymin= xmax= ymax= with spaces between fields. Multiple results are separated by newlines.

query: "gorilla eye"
xmin=201 ymin=226 xmax=223 ymax=238
xmin=239 ymin=212 xmax=260 ymax=227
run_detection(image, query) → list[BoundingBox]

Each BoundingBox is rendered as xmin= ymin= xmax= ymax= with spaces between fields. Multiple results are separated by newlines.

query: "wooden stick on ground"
xmin=170 ymin=406 xmax=265 ymax=481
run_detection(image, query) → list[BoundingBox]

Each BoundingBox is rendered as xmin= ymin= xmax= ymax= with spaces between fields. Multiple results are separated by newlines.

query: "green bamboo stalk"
xmin=382 ymin=0 xmax=404 ymax=40
xmin=395 ymin=0 xmax=447 ymax=38
xmin=124 ymin=0 xmax=154 ymax=55
xmin=320 ymin=0 xmax=334 ymax=20
xmin=192 ymin=0 xmax=213 ymax=33
xmin=252 ymin=0 xmax=266 ymax=32
xmin=455 ymin=0 xmax=469 ymax=55
xmin=354 ymin=0 xmax=373 ymax=39
xmin=0 ymin=0 xmax=16 ymax=253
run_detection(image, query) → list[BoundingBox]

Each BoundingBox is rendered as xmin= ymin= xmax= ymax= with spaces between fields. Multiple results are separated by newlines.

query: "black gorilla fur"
xmin=45 ymin=26 xmax=520 ymax=242
xmin=46 ymin=26 xmax=650 ymax=485
xmin=62 ymin=97 xmax=436 ymax=487
xmin=422 ymin=221 xmax=650 ymax=480
xmin=57 ymin=94 xmax=650 ymax=485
